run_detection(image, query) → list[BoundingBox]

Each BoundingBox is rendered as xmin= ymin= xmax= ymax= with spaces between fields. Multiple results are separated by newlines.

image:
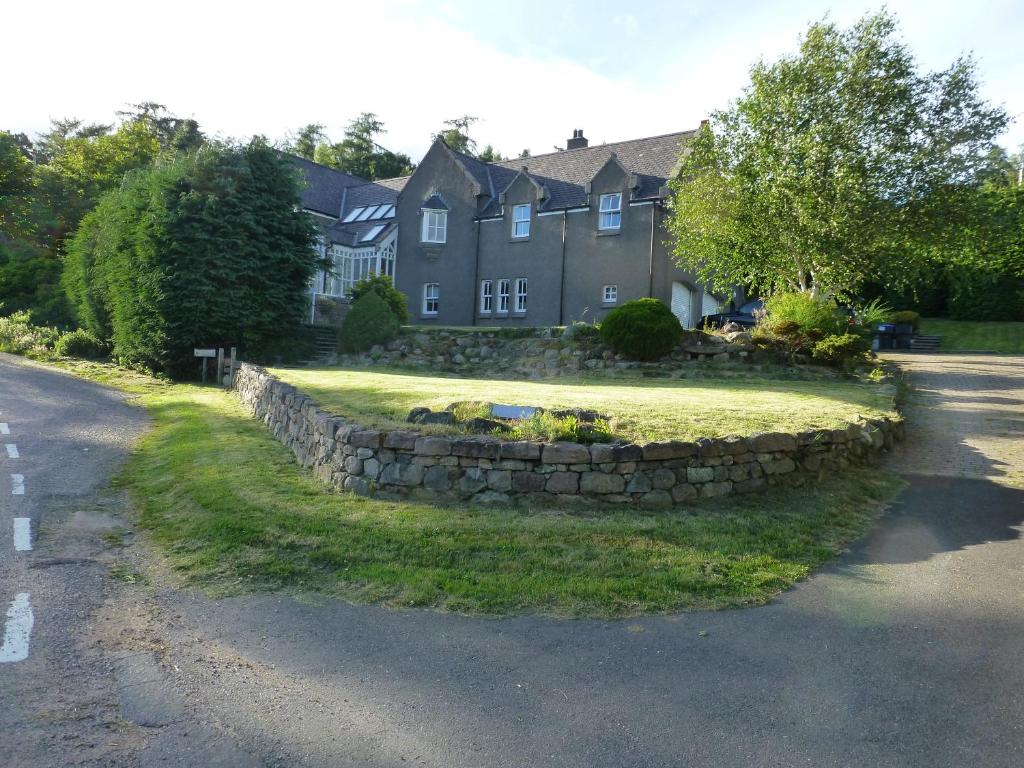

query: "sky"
xmin=3 ymin=0 xmax=1022 ymax=161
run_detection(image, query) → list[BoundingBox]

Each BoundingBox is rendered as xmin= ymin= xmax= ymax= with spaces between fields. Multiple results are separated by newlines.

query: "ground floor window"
xmin=515 ymin=278 xmax=528 ymax=313
xmin=480 ymin=280 xmax=493 ymax=313
xmin=603 ymin=284 xmax=618 ymax=304
xmin=423 ymin=283 xmax=439 ymax=315
xmin=497 ymin=279 xmax=510 ymax=313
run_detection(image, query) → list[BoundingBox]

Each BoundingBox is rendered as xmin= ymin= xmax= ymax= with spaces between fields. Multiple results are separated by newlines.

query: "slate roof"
xmin=461 ymin=130 xmax=695 ymax=216
xmin=286 ymin=154 xmax=368 ymax=217
xmin=323 ymin=219 xmax=397 ymax=248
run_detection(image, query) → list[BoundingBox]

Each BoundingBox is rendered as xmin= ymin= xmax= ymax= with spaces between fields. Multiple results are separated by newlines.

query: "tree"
xmin=64 ymin=140 xmax=320 ymax=375
xmin=287 ymin=123 xmax=327 ymax=160
xmin=666 ymin=11 xmax=1008 ymax=299
xmin=0 ymin=132 xmax=34 ymax=237
xmin=313 ymin=113 xmax=413 ymax=180
xmin=477 ymin=145 xmax=503 ymax=163
xmin=433 ymin=116 xmax=505 ymax=162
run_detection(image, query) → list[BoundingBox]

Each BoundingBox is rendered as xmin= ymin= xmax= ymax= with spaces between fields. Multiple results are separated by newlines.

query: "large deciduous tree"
xmin=312 ymin=113 xmax=414 ymax=180
xmin=64 ymin=140 xmax=319 ymax=376
xmin=666 ymin=11 xmax=1008 ymax=299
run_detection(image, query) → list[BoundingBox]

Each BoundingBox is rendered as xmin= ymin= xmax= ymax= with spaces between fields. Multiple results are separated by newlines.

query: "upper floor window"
xmin=421 ymin=210 xmax=447 ymax=243
xmin=497 ymin=279 xmax=510 ymax=313
xmin=598 ymin=193 xmax=622 ymax=230
xmin=603 ymin=284 xmax=618 ymax=304
xmin=515 ymin=278 xmax=528 ymax=313
xmin=480 ymin=280 xmax=493 ymax=314
xmin=423 ymin=283 xmax=439 ymax=315
xmin=512 ymin=204 xmax=530 ymax=238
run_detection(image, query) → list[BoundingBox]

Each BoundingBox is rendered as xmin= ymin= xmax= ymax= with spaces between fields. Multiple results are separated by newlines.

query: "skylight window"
xmin=361 ymin=224 xmax=386 ymax=242
xmin=369 ymin=204 xmax=393 ymax=220
xmin=342 ymin=207 xmax=365 ymax=223
xmin=356 ymin=205 xmax=379 ymax=221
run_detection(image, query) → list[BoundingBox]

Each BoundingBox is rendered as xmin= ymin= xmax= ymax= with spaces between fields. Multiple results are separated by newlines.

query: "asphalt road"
xmin=2 ymin=353 xmax=1022 ymax=767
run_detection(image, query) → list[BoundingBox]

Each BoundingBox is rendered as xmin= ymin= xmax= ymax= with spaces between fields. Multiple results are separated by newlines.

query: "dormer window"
xmin=598 ymin=193 xmax=622 ymax=230
xmin=421 ymin=210 xmax=447 ymax=243
xmin=512 ymin=204 xmax=530 ymax=238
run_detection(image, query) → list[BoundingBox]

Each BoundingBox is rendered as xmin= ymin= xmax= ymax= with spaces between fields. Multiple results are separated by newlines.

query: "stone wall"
xmin=233 ymin=363 xmax=904 ymax=508
xmin=340 ymin=326 xmax=771 ymax=379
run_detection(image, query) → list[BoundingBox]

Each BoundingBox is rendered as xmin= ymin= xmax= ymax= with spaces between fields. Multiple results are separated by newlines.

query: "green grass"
xmin=919 ymin=319 xmax=1024 ymax=353
xmin=271 ymin=367 xmax=896 ymax=443
xmin=56 ymin=362 xmax=899 ymax=616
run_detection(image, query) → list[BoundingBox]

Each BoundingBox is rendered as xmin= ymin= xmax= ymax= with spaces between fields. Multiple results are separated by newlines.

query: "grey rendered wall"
xmin=475 ymin=174 xmax=563 ymax=327
xmin=394 ymin=143 xmax=479 ymax=327
xmin=561 ymin=162 xmax=657 ymax=324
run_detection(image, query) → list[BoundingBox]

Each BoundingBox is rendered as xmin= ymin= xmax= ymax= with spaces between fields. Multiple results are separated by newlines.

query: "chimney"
xmin=566 ymin=128 xmax=589 ymax=150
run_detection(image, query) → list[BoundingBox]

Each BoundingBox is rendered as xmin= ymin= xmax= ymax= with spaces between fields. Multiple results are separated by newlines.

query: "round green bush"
xmin=339 ymin=291 xmax=400 ymax=353
xmin=599 ymin=298 xmax=682 ymax=361
xmin=54 ymin=329 xmax=109 ymax=359
xmin=348 ymin=275 xmax=409 ymax=325
xmin=811 ymin=333 xmax=870 ymax=365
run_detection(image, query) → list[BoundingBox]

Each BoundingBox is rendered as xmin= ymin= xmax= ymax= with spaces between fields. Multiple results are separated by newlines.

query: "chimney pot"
xmin=566 ymin=128 xmax=589 ymax=150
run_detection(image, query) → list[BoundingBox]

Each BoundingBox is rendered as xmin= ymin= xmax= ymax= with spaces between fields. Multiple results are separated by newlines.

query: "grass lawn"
xmin=272 ymin=367 xmax=896 ymax=443
xmin=919 ymin=319 xmax=1024 ymax=354
xmin=47 ymin=360 xmax=903 ymax=617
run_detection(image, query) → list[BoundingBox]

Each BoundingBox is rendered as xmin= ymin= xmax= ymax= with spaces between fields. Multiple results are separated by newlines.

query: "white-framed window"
xmin=514 ymin=278 xmax=528 ymax=313
xmin=480 ymin=280 xmax=493 ymax=314
xmin=497 ymin=279 xmax=510 ymax=313
xmin=512 ymin=203 xmax=530 ymax=238
xmin=598 ymin=193 xmax=622 ymax=230
xmin=422 ymin=283 xmax=439 ymax=315
xmin=421 ymin=209 xmax=447 ymax=243
xmin=603 ymin=284 xmax=618 ymax=304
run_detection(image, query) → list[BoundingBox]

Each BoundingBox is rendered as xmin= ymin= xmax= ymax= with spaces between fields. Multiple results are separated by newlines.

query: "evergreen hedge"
xmin=64 ymin=141 xmax=319 ymax=376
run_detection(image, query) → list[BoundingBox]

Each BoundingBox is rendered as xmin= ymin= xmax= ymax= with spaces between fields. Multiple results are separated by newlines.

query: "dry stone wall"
xmin=234 ymin=363 xmax=904 ymax=508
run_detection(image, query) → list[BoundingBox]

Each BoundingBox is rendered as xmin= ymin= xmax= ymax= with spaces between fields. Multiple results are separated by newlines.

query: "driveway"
xmin=4 ymin=353 xmax=1023 ymax=767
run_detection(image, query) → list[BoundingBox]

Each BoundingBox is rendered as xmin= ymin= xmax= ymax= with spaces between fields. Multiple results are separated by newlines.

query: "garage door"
xmin=671 ymin=281 xmax=692 ymax=329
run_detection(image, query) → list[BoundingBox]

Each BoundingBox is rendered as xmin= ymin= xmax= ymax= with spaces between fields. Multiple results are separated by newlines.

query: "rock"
xmin=700 ymin=481 xmax=733 ymax=498
xmin=452 ymin=354 xmax=466 ymax=365
xmin=486 ymin=470 xmax=512 ymax=492
xmin=671 ymin=483 xmax=698 ymax=502
xmin=414 ymin=436 xmax=452 ymax=456
xmin=687 ymin=466 xmax=715 ymax=484
xmin=473 ymin=490 xmax=511 ymax=504
xmin=724 ymin=331 xmax=752 ymax=343
xmin=650 ymin=468 xmax=676 ymax=490
xmin=746 ymin=432 xmax=797 ymax=453
xmin=406 ymin=407 xmax=430 ymax=423
xmin=356 ymin=447 xmax=374 ymax=459
xmin=344 ymin=456 xmax=363 ymax=475
xmin=349 ymin=430 xmax=382 ymax=449
xmin=625 ymin=472 xmax=652 ymax=494
xmin=760 ymin=457 xmax=796 ymax=475
xmin=363 ymin=457 xmax=381 ymax=479
xmin=542 ymin=442 xmax=591 ymax=464
xmin=545 ymin=471 xmax=579 ymax=494
xmin=462 ymin=417 xmax=507 ymax=434
xmin=379 ymin=462 xmax=424 ymax=486
xmin=423 ymin=465 xmax=451 ymax=491
xmin=500 ymin=441 xmax=542 ymax=461
xmin=512 ymin=471 xmax=547 ymax=492
xmin=579 ymin=472 xmax=625 ymax=494
xmin=450 ymin=438 xmax=501 ymax=459
xmin=720 ymin=322 xmax=743 ymax=334
xmin=459 ymin=467 xmax=488 ymax=494
xmin=383 ymin=431 xmax=418 ymax=450
xmin=642 ymin=441 xmax=698 ymax=461
xmin=417 ymin=411 xmax=456 ymax=426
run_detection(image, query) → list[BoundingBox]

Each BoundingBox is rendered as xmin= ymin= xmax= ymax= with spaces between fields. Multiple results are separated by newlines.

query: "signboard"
xmin=193 ymin=348 xmax=217 ymax=358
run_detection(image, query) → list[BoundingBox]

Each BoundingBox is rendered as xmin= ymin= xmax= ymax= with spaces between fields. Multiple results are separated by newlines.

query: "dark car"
xmin=700 ymin=299 xmax=763 ymax=329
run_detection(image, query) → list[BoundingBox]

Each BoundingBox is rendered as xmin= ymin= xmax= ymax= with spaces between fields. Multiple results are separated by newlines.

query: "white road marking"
xmin=11 ymin=474 xmax=24 ymax=495
xmin=5 ymin=443 xmax=18 ymax=459
xmin=0 ymin=593 xmax=33 ymax=663
xmin=13 ymin=518 xmax=31 ymax=551
xmin=0 ymin=423 xmax=9 ymax=435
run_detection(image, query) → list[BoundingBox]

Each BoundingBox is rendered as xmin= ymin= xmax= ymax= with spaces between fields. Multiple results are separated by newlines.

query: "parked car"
xmin=700 ymin=299 xmax=764 ymax=329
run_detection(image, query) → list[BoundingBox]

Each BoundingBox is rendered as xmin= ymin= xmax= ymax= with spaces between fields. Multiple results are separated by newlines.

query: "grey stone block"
xmin=423 ymin=465 xmax=451 ymax=491
xmin=414 ymin=436 xmax=452 ymax=456
xmin=640 ymin=490 xmax=673 ymax=508
xmin=383 ymin=430 xmax=418 ymax=450
xmin=625 ymin=472 xmax=652 ymax=494
xmin=651 ymin=468 xmax=676 ymax=490
xmin=451 ymin=438 xmax=501 ymax=459
xmin=350 ymin=430 xmax=383 ymax=449
xmin=687 ymin=466 xmax=715 ymax=484
xmin=500 ymin=441 xmax=542 ymax=461
xmin=379 ymin=462 xmax=424 ymax=486
xmin=579 ymin=472 xmax=625 ymax=494
xmin=486 ymin=470 xmax=512 ymax=492
xmin=512 ymin=471 xmax=547 ymax=493
xmin=542 ymin=442 xmax=591 ymax=464
xmin=747 ymin=432 xmax=797 ymax=453
xmin=642 ymin=441 xmax=698 ymax=461
xmin=459 ymin=467 xmax=488 ymax=494
xmin=545 ymin=471 xmax=579 ymax=494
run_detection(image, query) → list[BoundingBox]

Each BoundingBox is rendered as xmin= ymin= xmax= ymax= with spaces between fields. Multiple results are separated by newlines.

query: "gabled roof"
xmin=477 ymin=130 xmax=696 ymax=215
xmin=286 ymin=154 xmax=369 ymax=217
xmin=420 ymin=194 xmax=448 ymax=211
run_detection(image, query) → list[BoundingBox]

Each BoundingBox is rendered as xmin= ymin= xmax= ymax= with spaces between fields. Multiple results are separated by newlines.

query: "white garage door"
xmin=671 ymin=281 xmax=692 ymax=329
xmin=701 ymin=291 xmax=720 ymax=319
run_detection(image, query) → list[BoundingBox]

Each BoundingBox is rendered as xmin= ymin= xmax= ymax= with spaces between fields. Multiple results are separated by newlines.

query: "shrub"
xmin=763 ymin=292 xmax=843 ymax=337
xmin=0 ymin=310 xmax=61 ymax=356
xmin=348 ymin=275 xmax=409 ymax=325
xmin=599 ymin=298 xmax=681 ymax=360
xmin=811 ymin=333 xmax=870 ymax=364
xmin=890 ymin=310 xmax=920 ymax=331
xmin=563 ymin=321 xmax=603 ymax=346
xmin=857 ymin=298 xmax=894 ymax=329
xmin=339 ymin=291 xmax=400 ymax=352
xmin=54 ymin=329 xmax=109 ymax=359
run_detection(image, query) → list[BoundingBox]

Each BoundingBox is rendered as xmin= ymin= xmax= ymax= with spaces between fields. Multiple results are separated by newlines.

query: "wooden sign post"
xmin=194 ymin=348 xmax=216 ymax=384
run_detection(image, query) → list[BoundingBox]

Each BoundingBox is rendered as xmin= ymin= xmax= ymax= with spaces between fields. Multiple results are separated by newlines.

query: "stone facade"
xmin=233 ymin=363 xmax=904 ymax=508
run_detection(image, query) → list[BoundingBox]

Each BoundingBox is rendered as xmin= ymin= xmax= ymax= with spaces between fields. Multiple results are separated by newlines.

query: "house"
xmin=292 ymin=127 xmax=723 ymax=330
